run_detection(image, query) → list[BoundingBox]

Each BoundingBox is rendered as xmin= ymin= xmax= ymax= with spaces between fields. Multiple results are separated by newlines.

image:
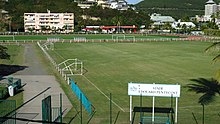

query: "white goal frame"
xmin=112 ymin=35 xmax=136 ymax=42
xmin=58 ymin=58 xmax=83 ymax=76
xmin=42 ymin=41 xmax=54 ymax=50
xmin=116 ymin=36 xmax=135 ymax=41
xmin=112 ymin=34 xmax=125 ymax=40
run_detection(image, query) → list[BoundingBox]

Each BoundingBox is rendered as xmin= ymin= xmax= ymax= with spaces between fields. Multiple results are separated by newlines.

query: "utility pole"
xmin=9 ymin=18 xmax=11 ymax=32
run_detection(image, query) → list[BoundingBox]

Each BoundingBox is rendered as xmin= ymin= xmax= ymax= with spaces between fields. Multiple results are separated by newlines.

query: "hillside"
xmin=3 ymin=0 xmax=150 ymax=32
xmin=136 ymin=0 xmax=220 ymax=18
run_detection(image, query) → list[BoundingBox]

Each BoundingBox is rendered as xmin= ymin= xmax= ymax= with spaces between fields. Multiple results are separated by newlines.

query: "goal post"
xmin=42 ymin=41 xmax=54 ymax=50
xmin=112 ymin=35 xmax=136 ymax=42
xmin=112 ymin=34 xmax=125 ymax=40
xmin=41 ymin=37 xmax=62 ymax=50
xmin=58 ymin=59 xmax=83 ymax=76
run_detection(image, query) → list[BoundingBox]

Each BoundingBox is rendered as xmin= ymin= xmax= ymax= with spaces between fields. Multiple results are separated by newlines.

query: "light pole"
xmin=9 ymin=18 xmax=11 ymax=32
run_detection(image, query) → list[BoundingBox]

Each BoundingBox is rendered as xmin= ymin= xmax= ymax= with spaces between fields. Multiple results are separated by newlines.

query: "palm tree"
xmin=187 ymin=78 xmax=220 ymax=124
xmin=187 ymin=78 xmax=220 ymax=105
xmin=205 ymin=42 xmax=220 ymax=81
xmin=205 ymin=42 xmax=220 ymax=62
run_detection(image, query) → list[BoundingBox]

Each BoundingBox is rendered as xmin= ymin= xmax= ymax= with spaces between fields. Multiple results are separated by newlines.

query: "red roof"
xmin=100 ymin=26 xmax=137 ymax=29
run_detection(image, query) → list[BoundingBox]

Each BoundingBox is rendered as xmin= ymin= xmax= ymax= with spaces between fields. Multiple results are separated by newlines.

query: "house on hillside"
xmin=78 ymin=0 xmax=110 ymax=9
xmin=78 ymin=1 xmax=97 ymax=9
xmin=0 ymin=9 xmax=8 ymax=19
xmin=150 ymin=13 xmax=175 ymax=23
xmin=110 ymin=0 xmax=128 ymax=10
xmin=150 ymin=13 xmax=175 ymax=30
xmin=77 ymin=0 xmax=130 ymax=10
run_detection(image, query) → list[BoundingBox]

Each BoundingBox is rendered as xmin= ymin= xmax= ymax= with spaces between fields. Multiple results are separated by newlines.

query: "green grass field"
xmin=0 ymin=45 xmax=24 ymax=65
xmin=47 ymin=41 xmax=220 ymax=124
xmin=0 ymin=45 xmax=24 ymax=108
xmin=0 ymin=34 xmax=181 ymax=41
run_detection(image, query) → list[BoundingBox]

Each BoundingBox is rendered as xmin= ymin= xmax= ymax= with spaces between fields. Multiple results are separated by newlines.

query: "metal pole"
xmin=60 ymin=93 xmax=62 ymax=123
xmin=130 ymin=96 xmax=132 ymax=123
xmin=152 ymin=96 xmax=155 ymax=123
xmin=9 ymin=19 xmax=11 ymax=32
xmin=114 ymin=111 xmax=120 ymax=124
xmin=81 ymin=62 xmax=83 ymax=75
xmin=171 ymin=94 xmax=173 ymax=124
xmin=140 ymin=93 xmax=142 ymax=123
xmin=110 ymin=93 xmax=112 ymax=124
xmin=75 ymin=59 xmax=77 ymax=70
xmin=192 ymin=112 xmax=199 ymax=124
xmin=80 ymin=93 xmax=83 ymax=124
xmin=175 ymin=97 xmax=178 ymax=123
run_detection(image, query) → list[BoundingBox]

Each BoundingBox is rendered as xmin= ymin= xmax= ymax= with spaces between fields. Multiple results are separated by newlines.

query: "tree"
xmin=162 ymin=22 xmax=172 ymax=30
xmin=205 ymin=42 xmax=220 ymax=81
xmin=205 ymin=42 xmax=220 ymax=62
xmin=187 ymin=78 xmax=220 ymax=124
xmin=187 ymin=78 xmax=220 ymax=105
xmin=181 ymin=24 xmax=187 ymax=34
xmin=0 ymin=45 xmax=10 ymax=59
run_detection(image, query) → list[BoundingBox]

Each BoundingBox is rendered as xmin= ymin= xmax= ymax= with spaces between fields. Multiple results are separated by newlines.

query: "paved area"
xmin=12 ymin=44 xmax=72 ymax=123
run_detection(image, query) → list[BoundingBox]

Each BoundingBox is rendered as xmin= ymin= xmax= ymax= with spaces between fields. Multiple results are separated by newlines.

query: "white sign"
xmin=128 ymin=83 xmax=180 ymax=97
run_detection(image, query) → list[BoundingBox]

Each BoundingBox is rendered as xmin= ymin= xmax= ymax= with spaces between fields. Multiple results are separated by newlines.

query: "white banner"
xmin=128 ymin=83 xmax=180 ymax=97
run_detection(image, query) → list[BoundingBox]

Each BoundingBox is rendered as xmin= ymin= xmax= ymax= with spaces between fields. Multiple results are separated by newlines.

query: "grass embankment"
xmin=0 ymin=45 xmax=24 ymax=108
xmin=47 ymin=41 xmax=220 ymax=124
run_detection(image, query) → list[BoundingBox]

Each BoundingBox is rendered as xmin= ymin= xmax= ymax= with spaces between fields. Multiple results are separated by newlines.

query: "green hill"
xmin=135 ymin=0 xmax=220 ymax=18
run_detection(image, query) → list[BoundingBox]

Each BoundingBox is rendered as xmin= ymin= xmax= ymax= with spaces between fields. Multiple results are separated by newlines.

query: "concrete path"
xmin=12 ymin=44 xmax=72 ymax=124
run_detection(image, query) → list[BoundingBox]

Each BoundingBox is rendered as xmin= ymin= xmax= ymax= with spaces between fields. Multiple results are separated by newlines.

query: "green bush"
xmin=0 ymin=86 xmax=9 ymax=99
xmin=204 ymin=29 xmax=220 ymax=36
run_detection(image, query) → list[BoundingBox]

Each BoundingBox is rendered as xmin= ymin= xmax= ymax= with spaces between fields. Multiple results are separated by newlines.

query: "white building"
xmin=205 ymin=0 xmax=217 ymax=16
xmin=78 ymin=0 xmax=110 ymax=9
xmin=110 ymin=0 xmax=128 ymax=10
xmin=204 ymin=0 xmax=220 ymax=21
xmin=150 ymin=13 xmax=175 ymax=23
xmin=171 ymin=21 xmax=196 ymax=29
xmin=150 ymin=13 xmax=175 ymax=28
xmin=78 ymin=0 xmax=129 ymax=10
xmin=24 ymin=10 xmax=74 ymax=33
xmin=78 ymin=1 xmax=96 ymax=9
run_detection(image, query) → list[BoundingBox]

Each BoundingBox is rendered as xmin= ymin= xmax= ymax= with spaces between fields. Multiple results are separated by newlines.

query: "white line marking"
xmin=52 ymin=49 xmax=125 ymax=112
xmin=82 ymin=75 xmax=125 ymax=112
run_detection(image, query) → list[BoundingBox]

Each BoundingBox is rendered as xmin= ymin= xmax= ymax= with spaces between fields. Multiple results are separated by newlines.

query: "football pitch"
xmin=47 ymin=41 xmax=220 ymax=124
xmin=0 ymin=34 xmax=181 ymax=41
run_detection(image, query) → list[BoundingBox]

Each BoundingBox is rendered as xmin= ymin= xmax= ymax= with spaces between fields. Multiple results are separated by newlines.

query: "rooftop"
xmin=150 ymin=13 xmax=175 ymax=22
xmin=206 ymin=0 xmax=216 ymax=4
